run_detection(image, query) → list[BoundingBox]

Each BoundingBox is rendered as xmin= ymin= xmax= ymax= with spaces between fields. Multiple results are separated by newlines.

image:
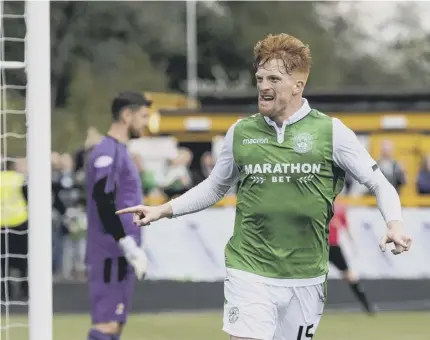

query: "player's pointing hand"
xmin=116 ymin=203 xmax=173 ymax=226
xmin=379 ymin=221 xmax=412 ymax=255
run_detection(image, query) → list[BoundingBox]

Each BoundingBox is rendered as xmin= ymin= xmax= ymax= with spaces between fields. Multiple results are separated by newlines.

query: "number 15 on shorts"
xmin=297 ymin=324 xmax=314 ymax=339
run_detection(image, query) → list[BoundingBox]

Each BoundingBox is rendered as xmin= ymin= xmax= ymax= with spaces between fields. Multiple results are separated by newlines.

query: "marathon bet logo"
xmin=244 ymin=162 xmax=321 ymax=183
xmin=242 ymin=137 xmax=269 ymax=145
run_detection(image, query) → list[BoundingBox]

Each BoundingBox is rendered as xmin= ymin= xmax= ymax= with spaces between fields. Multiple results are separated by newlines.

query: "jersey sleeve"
xmin=208 ymin=121 xmax=240 ymax=187
xmin=91 ymin=152 xmax=127 ymax=242
xmin=332 ymin=118 xmax=403 ymax=223
xmin=92 ymin=153 xmax=118 ymax=198
xmin=170 ymin=122 xmax=240 ymax=217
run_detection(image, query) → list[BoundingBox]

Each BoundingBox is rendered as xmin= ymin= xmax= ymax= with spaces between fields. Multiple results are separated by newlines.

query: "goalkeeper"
xmin=117 ymin=34 xmax=412 ymax=340
xmin=85 ymin=91 xmax=151 ymax=340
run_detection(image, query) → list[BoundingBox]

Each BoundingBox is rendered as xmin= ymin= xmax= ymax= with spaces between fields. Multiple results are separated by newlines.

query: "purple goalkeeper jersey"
xmin=85 ymin=136 xmax=142 ymax=264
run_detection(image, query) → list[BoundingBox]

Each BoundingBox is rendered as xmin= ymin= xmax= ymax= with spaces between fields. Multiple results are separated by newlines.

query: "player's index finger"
xmin=116 ymin=207 xmax=139 ymax=215
xmin=379 ymin=235 xmax=388 ymax=244
xmin=379 ymin=235 xmax=388 ymax=251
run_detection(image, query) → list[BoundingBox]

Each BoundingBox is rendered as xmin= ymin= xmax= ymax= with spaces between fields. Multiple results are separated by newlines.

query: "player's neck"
xmin=107 ymin=124 xmax=129 ymax=144
xmin=271 ymin=97 xmax=303 ymax=127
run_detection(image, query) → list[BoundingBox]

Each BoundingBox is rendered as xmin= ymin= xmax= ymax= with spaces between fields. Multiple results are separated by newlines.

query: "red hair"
xmin=253 ymin=33 xmax=312 ymax=75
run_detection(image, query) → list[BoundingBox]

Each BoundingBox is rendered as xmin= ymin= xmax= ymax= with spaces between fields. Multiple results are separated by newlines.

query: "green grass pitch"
xmin=1 ymin=311 xmax=428 ymax=339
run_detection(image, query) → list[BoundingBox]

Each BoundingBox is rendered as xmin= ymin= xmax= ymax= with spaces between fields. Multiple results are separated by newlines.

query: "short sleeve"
xmin=92 ymin=152 xmax=118 ymax=193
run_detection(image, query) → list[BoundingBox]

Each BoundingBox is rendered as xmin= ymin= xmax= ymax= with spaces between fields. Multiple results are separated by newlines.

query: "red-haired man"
xmin=117 ymin=34 xmax=411 ymax=340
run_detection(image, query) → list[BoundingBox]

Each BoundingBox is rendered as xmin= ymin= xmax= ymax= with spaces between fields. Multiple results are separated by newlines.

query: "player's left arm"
xmin=332 ymin=118 xmax=412 ymax=254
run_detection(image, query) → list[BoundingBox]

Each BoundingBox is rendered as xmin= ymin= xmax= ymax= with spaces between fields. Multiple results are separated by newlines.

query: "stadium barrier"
xmin=6 ymin=207 xmax=430 ymax=314
xmin=141 ymin=207 xmax=430 ymax=281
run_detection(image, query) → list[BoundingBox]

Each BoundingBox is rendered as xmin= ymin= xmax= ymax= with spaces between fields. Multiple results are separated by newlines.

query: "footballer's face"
xmin=128 ymin=106 xmax=150 ymax=139
xmin=255 ymin=58 xmax=303 ymax=119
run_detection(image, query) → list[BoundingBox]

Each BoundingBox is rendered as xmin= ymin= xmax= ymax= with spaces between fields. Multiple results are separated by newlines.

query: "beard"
xmin=128 ymin=128 xmax=141 ymax=139
xmin=258 ymin=100 xmax=276 ymax=116
xmin=259 ymin=97 xmax=290 ymax=118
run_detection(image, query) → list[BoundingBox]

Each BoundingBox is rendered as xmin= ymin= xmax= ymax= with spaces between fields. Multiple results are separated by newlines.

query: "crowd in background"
xmin=48 ymin=127 xmax=217 ymax=281
xmin=343 ymin=138 xmax=430 ymax=196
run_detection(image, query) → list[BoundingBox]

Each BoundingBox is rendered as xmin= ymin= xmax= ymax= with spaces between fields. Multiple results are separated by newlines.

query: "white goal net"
xmin=0 ymin=1 xmax=52 ymax=340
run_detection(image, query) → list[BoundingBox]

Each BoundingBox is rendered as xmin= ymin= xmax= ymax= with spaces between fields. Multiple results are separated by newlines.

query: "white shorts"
xmin=222 ymin=270 xmax=326 ymax=340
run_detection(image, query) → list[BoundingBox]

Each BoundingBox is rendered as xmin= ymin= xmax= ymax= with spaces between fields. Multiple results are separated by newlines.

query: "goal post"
xmin=26 ymin=1 xmax=52 ymax=340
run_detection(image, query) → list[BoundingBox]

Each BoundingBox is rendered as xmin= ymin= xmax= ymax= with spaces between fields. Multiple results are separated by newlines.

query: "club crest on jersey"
xmin=293 ymin=133 xmax=314 ymax=154
xmin=228 ymin=307 xmax=239 ymax=323
xmin=115 ymin=303 xmax=125 ymax=315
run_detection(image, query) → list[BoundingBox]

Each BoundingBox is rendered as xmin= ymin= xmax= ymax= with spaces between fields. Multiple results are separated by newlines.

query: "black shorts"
xmin=329 ymin=245 xmax=348 ymax=271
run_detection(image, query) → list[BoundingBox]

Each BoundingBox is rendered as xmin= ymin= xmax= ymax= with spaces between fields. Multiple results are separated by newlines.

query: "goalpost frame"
xmin=26 ymin=2 xmax=53 ymax=340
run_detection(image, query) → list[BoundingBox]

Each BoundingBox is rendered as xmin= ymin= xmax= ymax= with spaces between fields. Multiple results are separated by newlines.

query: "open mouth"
xmin=260 ymin=95 xmax=274 ymax=102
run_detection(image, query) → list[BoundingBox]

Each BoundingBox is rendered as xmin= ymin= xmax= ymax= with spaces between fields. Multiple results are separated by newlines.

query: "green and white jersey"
xmin=171 ymin=99 xmax=403 ymax=286
xmin=226 ymin=108 xmax=344 ymax=281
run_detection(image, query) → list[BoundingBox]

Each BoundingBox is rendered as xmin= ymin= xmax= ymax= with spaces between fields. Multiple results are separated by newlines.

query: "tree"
xmin=4 ymin=0 xmax=426 ymax=153
xmin=384 ymin=2 xmax=430 ymax=88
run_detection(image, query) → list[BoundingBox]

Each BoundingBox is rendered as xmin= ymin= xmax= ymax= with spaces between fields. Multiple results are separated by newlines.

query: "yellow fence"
xmin=154 ymin=111 xmax=430 ymax=135
xmin=144 ymin=193 xmax=430 ymax=208
xmin=142 ymin=94 xmax=430 ymax=207
xmin=369 ymin=133 xmax=430 ymax=201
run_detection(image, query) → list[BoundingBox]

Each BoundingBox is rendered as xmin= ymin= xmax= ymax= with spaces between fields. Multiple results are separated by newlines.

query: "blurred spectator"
xmin=416 ymin=154 xmax=430 ymax=194
xmin=377 ymin=140 xmax=406 ymax=193
xmin=192 ymin=151 xmax=215 ymax=184
xmin=157 ymin=147 xmax=193 ymax=199
xmin=74 ymin=127 xmax=103 ymax=173
xmin=51 ymin=151 xmax=66 ymax=276
xmin=74 ymin=127 xmax=103 ymax=208
xmin=201 ymin=151 xmax=215 ymax=178
xmin=59 ymin=153 xmax=87 ymax=280
xmin=62 ymin=207 xmax=87 ymax=281
xmin=0 ymin=160 xmax=28 ymax=300
xmin=52 ymin=151 xmax=66 ymax=215
xmin=59 ymin=153 xmax=84 ymax=208
xmin=132 ymin=153 xmax=158 ymax=196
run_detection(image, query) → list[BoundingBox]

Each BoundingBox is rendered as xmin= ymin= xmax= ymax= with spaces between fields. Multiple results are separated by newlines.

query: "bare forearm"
xmin=158 ymin=201 xmax=174 ymax=219
xmin=387 ymin=220 xmax=404 ymax=230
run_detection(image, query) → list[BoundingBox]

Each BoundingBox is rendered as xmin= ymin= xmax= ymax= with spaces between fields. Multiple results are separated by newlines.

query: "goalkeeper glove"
xmin=119 ymin=236 xmax=147 ymax=280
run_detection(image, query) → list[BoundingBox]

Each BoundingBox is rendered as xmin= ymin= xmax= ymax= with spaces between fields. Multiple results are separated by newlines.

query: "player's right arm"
xmin=332 ymin=118 xmax=412 ymax=255
xmin=116 ymin=122 xmax=240 ymax=224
